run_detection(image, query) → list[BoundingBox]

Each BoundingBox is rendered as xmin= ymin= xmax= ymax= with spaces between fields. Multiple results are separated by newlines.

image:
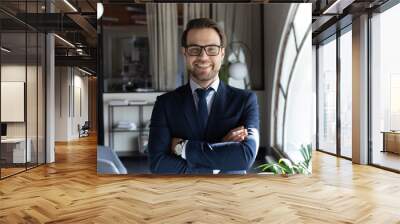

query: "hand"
xmin=222 ymin=126 xmax=248 ymax=142
xmin=171 ymin=137 xmax=183 ymax=154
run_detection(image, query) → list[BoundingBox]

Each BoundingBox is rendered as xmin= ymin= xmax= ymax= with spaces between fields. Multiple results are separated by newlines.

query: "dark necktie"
xmin=196 ymin=88 xmax=211 ymax=133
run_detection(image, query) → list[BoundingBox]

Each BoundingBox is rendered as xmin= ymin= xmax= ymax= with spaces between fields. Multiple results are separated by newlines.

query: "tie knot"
xmin=196 ymin=88 xmax=211 ymax=99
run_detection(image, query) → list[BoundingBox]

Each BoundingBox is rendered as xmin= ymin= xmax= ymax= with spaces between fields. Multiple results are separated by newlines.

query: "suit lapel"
xmin=206 ymin=82 xmax=228 ymax=139
xmin=182 ymin=84 xmax=202 ymax=139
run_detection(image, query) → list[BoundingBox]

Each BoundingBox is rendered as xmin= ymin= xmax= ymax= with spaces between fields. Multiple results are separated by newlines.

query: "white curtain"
xmin=183 ymin=3 xmax=211 ymax=27
xmin=146 ymin=3 xmax=178 ymax=91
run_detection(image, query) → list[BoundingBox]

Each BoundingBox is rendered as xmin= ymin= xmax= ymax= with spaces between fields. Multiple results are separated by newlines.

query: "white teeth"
xmin=195 ymin=64 xmax=211 ymax=68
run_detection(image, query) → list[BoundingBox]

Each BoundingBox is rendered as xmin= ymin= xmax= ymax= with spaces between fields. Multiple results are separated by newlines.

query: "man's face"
xmin=182 ymin=28 xmax=225 ymax=86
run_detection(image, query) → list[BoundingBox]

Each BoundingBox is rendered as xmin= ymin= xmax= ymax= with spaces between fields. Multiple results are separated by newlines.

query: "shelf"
xmin=108 ymin=101 xmax=154 ymax=154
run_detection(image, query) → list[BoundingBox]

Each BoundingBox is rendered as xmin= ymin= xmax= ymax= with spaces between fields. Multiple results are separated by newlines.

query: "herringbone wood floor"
xmin=1 ymin=135 xmax=400 ymax=223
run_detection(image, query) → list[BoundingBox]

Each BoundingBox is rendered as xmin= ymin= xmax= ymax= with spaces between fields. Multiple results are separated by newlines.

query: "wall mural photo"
xmin=97 ymin=3 xmax=313 ymax=175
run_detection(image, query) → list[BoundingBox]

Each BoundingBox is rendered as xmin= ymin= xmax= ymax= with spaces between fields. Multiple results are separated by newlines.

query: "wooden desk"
xmin=1 ymin=138 xmax=31 ymax=163
xmin=381 ymin=131 xmax=400 ymax=154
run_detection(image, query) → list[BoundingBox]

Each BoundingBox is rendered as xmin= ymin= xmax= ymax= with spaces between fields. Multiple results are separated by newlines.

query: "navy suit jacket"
xmin=148 ymin=81 xmax=260 ymax=174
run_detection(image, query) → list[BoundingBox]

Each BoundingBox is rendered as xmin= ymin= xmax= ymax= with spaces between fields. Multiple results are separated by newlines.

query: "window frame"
xmin=315 ymin=24 xmax=353 ymax=161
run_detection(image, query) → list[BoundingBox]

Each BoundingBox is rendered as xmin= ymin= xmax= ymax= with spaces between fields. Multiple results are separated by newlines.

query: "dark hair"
xmin=181 ymin=18 xmax=226 ymax=47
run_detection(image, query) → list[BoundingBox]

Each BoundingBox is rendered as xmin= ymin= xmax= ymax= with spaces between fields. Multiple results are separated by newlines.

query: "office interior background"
xmin=0 ymin=0 xmax=399 ymax=178
xmin=0 ymin=0 xmax=97 ymax=179
xmin=0 ymin=0 xmax=399 ymax=223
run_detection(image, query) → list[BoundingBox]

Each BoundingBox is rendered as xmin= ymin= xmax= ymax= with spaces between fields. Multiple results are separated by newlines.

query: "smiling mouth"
xmin=194 ymin=63 xmax=212 ymax=69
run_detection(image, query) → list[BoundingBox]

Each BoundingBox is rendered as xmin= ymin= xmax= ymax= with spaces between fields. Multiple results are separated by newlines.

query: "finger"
xmin=237 ymin=132 xmax=249 ymax=141
xmin=227 ymin=132 xmax=242 ymax=141
xmin=231 ymin=129 xmax=246 ymax=136
xmin=231 ymin=133 xmax=246 ymax=142
xmin=225 ymin=128 xmax=247 ymax=142
xmin=231 ymin=126 xmax=245 ymax=133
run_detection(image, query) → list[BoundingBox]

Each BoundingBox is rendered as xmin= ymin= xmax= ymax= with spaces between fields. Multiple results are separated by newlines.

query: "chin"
xmin=194 ymin=72 xmax=212 ymax=81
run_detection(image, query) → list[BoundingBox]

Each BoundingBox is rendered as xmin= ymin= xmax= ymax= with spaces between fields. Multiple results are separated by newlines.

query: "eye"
xmin=188 ymin=47 xmax=201 ymax=55
xmin=207 ymin=46 xmax=219 ymax=54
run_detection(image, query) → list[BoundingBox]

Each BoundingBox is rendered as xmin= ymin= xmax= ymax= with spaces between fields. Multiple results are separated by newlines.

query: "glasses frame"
xmin=184 ymin=44 xmax=223 ymax=56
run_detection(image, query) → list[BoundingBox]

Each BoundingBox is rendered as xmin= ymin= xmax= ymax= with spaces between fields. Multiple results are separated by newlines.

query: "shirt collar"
xmin=190 ymin=76 xmax=220 ymax=94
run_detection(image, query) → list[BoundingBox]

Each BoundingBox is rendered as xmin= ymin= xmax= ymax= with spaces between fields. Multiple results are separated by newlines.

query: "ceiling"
xmin=1 ymin=0 xmax=97 ymax=74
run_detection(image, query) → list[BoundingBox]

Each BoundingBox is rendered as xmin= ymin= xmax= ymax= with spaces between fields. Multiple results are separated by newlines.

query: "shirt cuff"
xmin=181 ymin=140 xmax=188 ymax=159
xmin=213 ymin=170 xmax=220 ymax=174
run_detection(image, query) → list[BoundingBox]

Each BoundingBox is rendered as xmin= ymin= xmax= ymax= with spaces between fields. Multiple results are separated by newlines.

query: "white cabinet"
xmin=1 ymin=138 xmax=32 ymax=163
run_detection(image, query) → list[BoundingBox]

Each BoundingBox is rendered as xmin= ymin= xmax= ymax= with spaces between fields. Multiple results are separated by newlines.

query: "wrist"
xmin=174 ymin=139 xmax=186 ymax=156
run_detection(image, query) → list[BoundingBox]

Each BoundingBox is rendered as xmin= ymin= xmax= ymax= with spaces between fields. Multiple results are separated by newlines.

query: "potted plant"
xmin=257 ymin=144 xmax=312 ymax=175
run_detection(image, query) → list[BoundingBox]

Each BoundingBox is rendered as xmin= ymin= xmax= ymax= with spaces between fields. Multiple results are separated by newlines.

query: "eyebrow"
xmin=186 ymin=44 xmax=221 ymax=47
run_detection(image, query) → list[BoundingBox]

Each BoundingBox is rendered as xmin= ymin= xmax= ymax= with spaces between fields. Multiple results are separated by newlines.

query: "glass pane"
xmin=293 ymin=4 xmax=311 ymax=46
xmin=318 ymin=37 xmax=337 ymax=154
xmin=27 ymin=31 xmax=38 ymax=169
xmin=38 ymin=33 xmax=45 ymax=164
xmin=371 ymin=3 xmax=400 ymax=171
xmin=340 ymin=29 xmax=352 ymax=158
xmin=1 ymin=30 xmax=27 ymax=177
xmin=280 ymin=28 xmax=296 ymax=92
xmin=26 ymin=0 xmax=40 ymax=169
xmin=284 ymin=32 xmax=313 ymax=163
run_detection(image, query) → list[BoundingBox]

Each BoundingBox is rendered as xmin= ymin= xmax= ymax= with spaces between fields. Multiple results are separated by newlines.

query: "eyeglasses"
xmin=185 ymin=45 xmax=222 ymax=56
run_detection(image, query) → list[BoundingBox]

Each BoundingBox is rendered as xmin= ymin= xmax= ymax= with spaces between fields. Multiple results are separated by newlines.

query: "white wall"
xmin=55 ymin=67 xmax=69 ymax=141
xmin=1 ymin=63 xmax=46 ymax=164
xmin=72 ymin=72 xmax=89 ymax=138
xmin=55 ymin=67 xmax=89 ymax=141
xmin=1 ymin=65 xmax=40 ymax=138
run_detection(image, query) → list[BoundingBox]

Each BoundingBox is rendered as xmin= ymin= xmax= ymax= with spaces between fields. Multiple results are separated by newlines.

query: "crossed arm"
xmin=148 ymin=93 xmax=259 ymax=174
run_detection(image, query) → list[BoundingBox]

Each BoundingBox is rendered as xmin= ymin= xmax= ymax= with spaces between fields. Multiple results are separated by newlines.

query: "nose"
xmin=198 ymin=48 xmax=209 ymax=59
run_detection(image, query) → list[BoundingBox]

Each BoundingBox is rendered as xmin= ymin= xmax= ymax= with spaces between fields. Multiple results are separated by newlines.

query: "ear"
xmin=221 ymin=47 xmax=225 ymax=59
xmin=181 ymin=47 xmax=186 ymax=55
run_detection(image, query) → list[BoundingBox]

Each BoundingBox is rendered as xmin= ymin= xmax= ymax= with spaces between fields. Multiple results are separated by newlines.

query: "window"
xmin=317 ymin=37 xmax=337 ymax=155
xmin=284 ymin=31 xmax=313 ymax=162
xmin=0 ymin=1 xmax=46 ymax=179
xmin=339 ymin=29 xmax=352 ymax=158
xmin=273 ymin=4 xmax=313 ymax=162
xmin=371 ymin=3 xmax=400 ymax=171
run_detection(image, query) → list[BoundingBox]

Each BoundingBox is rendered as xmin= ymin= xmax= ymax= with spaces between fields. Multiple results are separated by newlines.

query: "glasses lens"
xmin=205 ymin=46 xmax=220 ymax=56
xmin=187 ymin=46 xmax=202 ymax=56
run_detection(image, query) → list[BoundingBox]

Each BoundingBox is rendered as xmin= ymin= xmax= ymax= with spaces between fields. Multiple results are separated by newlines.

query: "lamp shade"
xmin=97 ymin=3 xmax=104 ymax=20
xmin=229 ymin=62 xmax=248 ymax=80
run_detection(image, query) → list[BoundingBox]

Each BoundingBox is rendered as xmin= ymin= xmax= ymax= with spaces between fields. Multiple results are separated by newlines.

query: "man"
xmin=148 ymin=18 xmax=260 ymax=174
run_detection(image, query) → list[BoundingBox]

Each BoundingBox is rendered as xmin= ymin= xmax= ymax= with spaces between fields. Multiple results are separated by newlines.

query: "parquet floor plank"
xmin=1 ymin=135 xmax=400 ymax=223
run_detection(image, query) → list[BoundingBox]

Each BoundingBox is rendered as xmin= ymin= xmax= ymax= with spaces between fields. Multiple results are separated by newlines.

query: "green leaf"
xmin=278 ymin=160 xmax=294 ymax=174
xmin=257 ymin=143 xmax=313 ymax=175
xmin=259 ymin=164 xmax=274 ymax=172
